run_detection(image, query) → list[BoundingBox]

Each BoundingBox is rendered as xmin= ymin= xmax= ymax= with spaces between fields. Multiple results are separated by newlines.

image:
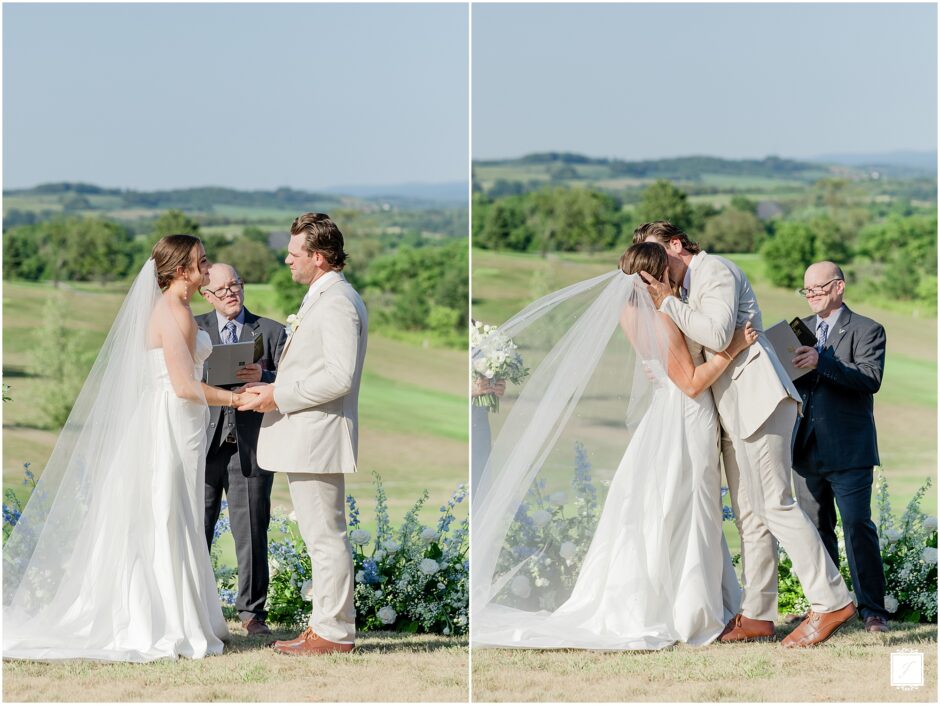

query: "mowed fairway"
xmin=2 ymin=280 xmax=468 ymax=548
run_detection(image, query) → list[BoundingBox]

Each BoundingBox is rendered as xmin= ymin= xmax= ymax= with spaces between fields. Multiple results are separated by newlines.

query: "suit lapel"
xmin=279 ymin=274 xmax=345 ymax=363
xmin=206 ymin=311 xmax=222 ymax=345
xmin=829 ymin=306 xmax=853 ymax=352
xmin=239 ymin=308 xmax=260 ymax=343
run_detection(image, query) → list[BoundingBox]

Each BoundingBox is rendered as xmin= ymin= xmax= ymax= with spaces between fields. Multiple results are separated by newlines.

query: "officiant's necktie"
xmin=816 ymin=320 xmax=829 ymax=353
xmin=224 ymin=321 xmax=238 ymax=344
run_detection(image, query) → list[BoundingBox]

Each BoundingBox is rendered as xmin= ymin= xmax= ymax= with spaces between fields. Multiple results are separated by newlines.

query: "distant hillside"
xmin=812 ymin=151 xmax=937 ymax=178
xmin=320 ymin=181 xmax=468 ymax=205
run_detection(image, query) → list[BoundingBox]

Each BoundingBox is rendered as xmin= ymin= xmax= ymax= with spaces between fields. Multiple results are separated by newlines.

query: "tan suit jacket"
xmin=661 ymin=252 xmax=800 ymax=439
xmin=257 ymin=274 xmax=368 ymax=474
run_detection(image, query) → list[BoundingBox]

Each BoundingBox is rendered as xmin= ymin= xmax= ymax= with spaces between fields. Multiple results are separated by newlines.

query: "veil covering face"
xmin=3 ymin=259 xmax=212 ymax=660
xmin=471 ymin=270 xmax=738 ymax=649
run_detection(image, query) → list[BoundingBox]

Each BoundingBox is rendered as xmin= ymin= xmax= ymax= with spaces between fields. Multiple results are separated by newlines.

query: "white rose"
xmin=384 ymin=540 xmax=401 ymax=553
xmin=884 ymin=594 xmax=899 ymax=613
xmin=349 ymin=529 xmax=371 ymax=546
xmin=443 ymin=627 xmax=451 ymax=635
xmin=355 ymin=570 xmax=365 ymax=583
xmin=559 ymin=541 xmax=577 ymax=561
xmin=924 ymin=516 xmax=938 ymax=531
xmin=374 ymin=590 xmax=383 ymax=598
xmin=377 ymin=606 xmax=397 ymax=625
xmin=373 ymin=549 xmax=387 ymax=561
xmin=922 ymin=547 xmax=938 ymax=565
xmin=883 ymin=528 xmax=902 ymax=543
xmin=531 ymin=509 xmax=552 ymax=528
xmin=420 ymin=527 xmax=439 ymax=544
xmin=548 ymin=492 xmax=567 ymax=507
xmin=419 ymin=558 xmax=440 ymax=575
xmin=510 ymin=575 xmax=531 ymax=598
xmin=300 ymin=579 xmax=314 ymax=601
xmin=473 ymin=358 xmax=489 ymax=375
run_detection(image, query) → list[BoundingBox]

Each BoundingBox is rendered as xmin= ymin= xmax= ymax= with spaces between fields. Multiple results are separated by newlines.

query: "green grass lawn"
xmin=2 ymin=280 xmax=467 ymax=569
xmin=471 ymin=247 xmax=938 ymax=537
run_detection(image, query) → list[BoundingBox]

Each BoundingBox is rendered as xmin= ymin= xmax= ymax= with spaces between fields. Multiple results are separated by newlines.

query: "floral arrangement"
xmin=2 ymin=464 xmax=467 ymax=635
xmin=470 ymin=321 xmax=528 ymax=412
xmin=770 ymin=472 xmax=937 ymax=622
xmin=494 ymin=442 xmax=599 ymax=611
xmin=212 ymin=471 xmax=468 ymax=635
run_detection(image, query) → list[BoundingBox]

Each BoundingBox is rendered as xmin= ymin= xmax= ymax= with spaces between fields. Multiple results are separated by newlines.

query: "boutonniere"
xmin=286 ymin=313 xmax=303 ymax=334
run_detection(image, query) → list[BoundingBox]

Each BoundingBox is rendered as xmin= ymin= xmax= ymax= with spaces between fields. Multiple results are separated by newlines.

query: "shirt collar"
xmin=816 ymin=305 xmax=844 ymax=331
xmin=306 ymin=270 xmax=342 ymax=300
xmin=217 ymin=307 xmax=246 ymax=336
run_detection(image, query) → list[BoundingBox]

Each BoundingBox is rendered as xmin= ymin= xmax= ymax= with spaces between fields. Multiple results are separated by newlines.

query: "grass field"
xmin=471 ymin=248 xmax=938 ymax=532
xmin=2 ymin=622 xmax=468 ymax=702
xmin=1 ymin=280 xmax=468 ymax=567
xmin=471 ymin=619 xmax=936 ymax=702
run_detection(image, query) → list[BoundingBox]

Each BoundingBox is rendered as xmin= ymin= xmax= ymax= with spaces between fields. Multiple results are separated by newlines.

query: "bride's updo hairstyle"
xmin=619 ymin=241 xmax=668 ymax=279
xmin=152 ymin=234 xmax=202 ymax=291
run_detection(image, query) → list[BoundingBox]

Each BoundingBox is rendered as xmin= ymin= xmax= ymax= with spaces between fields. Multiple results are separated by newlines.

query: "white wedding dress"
xmin=4 ymin=267 xmax=230 ymax=661
xmin=472 ymin=270 xmax=741 ymax=651
xmin=474 ymin=338 xmax=740 ymax=650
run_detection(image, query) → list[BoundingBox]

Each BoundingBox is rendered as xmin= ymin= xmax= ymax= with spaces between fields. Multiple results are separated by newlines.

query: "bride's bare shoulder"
xmin=147 ymin=296 xmax=196 ymax=348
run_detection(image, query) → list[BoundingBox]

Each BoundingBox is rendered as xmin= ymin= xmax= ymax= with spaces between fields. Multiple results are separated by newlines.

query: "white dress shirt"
xmin=217 ymin=308 xmax=246 ymax=341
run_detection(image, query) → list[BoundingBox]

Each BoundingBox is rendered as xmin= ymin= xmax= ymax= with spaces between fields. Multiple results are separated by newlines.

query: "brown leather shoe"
xmin=272 ymin=627 xmax=354 ymax=656
xmin=864 ymin=615 xmax=889 ymax=633
xmin=242 ymin=617 xmax=271 ymax=636
xmin=782 ymin=602 xmax=856 ymax=647
xmin=718 ymin=614 xmax=776 ymax=642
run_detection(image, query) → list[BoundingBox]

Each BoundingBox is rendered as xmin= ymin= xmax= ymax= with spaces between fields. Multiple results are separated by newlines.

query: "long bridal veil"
xmin=471 ymin=270 xmax=695 ymax=645
xmin=3 ymin=260 xmax=210 ymax=660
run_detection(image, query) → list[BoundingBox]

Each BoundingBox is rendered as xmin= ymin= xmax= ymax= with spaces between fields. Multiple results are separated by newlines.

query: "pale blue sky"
xmin=472 ymin=2 xmax=937 ymax=161
xmin=3 ymin=3 xmax=469 ymax=191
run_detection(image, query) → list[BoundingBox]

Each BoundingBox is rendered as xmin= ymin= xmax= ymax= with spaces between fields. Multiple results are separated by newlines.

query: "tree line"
xmin=473 ymin=179 xmax=937 ymax=308
xmin=3 ymin=210 xmax=469 ymax=345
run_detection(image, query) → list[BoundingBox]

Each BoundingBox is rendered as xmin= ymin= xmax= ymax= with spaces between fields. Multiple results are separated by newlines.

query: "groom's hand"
xmin=639 ymin=270 xmax=672 ymax=310
xmin=792 ymin=345 xmax=819 ymax=370
xmin=237 ymin=383 xmax=278 ymax=412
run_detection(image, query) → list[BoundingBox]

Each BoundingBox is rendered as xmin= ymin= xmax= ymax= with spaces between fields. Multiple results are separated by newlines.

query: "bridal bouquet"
xmin=470 ymin=321 xmax=528 ymax=412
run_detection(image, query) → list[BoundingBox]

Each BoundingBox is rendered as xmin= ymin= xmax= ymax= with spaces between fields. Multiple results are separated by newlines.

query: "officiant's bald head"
xmin=201 ymin=263 xmax=245 ymax=319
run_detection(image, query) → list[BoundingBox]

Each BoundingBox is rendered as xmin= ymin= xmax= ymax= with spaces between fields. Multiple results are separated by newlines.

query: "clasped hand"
xmin=234 ymin=382 xmax=277 ymax=412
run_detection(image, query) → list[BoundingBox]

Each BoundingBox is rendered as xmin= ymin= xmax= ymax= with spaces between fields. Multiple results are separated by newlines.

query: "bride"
xmin=4 ymin=235 xmax=247 ymax=662
xmin=472 ymin=242 xmax=757 ymax=650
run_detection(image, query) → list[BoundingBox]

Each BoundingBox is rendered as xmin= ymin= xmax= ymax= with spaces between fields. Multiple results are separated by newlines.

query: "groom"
xmin=637 ymin=221 xmax=855 ymax=648
xmin=239 ymin=213 xmax=368 ymax=655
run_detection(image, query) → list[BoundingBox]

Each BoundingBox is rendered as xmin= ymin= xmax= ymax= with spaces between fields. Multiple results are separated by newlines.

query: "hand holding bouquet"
xmin=471 ymin=321 xmax=528 ymax=412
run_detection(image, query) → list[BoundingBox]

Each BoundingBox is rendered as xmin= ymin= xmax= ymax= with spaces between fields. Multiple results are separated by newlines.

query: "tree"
xmin=634 ymin=180 xmax=696 ymax=234
xmin=152 ymin=210 xmax=200 ymax=239
xmin=215 ymin=238 xmax=278 ymax=283
xmin=760 ymin=221 xmax=817 ymax=289
xmin=700 ymin=208 xmax=765 ymax=253
xmin=527 ymin=187 xmax=621 ymax=254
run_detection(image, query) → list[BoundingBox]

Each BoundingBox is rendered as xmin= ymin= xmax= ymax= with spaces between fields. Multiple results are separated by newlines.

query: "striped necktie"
xmin=223 ymin=321 xmax=238 ymax=344
xmin=816 ymin=320 xmax=829 ymax=353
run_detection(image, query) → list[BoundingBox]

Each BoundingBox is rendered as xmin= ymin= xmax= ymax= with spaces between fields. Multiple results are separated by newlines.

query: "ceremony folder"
xmin=764 ymin=320 xmax=814 ymax=382
xmin=205 ymin=341 xmax=257 ymax=386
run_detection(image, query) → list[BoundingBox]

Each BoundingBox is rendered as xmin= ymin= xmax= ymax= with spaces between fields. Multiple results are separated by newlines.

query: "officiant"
xmin=197 ymin=263 xmax=287 ymax=636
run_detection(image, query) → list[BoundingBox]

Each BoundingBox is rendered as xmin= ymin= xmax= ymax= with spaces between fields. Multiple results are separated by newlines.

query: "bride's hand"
xmin=727 ymin=321 xmax=759 ymax=357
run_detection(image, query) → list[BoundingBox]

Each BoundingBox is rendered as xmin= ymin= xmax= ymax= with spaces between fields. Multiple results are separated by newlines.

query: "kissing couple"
xmin=4 ymin=213 xmax=367 ymax=661
xmin=472 ymin=221 xmax=855 ymax=651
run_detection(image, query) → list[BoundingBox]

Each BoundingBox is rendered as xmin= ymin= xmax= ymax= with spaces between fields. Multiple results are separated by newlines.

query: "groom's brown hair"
xmin=290 ymin=213 xmax=348 ymax=270
xmin=633 ymin=221 xmax=701 ymax=255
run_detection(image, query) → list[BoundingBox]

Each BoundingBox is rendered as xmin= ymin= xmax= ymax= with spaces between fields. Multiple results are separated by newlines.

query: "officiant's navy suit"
xmin=196 ymin=307 xmax=287 ymax=623
xmin=792 ymin=304 xmax=888 ymax=622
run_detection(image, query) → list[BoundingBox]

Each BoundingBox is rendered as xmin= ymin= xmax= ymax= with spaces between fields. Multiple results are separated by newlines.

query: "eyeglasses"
xmin=204 ymin=281 xmax=244 ymax=298
xmin=797 ymin=278 xmax=842 ymax=297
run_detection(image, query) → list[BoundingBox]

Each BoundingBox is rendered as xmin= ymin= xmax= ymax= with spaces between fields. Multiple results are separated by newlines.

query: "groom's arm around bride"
xmin=238 ymin=212 xmax=368 ymax=656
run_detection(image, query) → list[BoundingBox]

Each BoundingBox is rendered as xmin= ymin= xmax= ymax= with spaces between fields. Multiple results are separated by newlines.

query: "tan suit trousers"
xmin=722 ymin=398 xmax=851 ymax=619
